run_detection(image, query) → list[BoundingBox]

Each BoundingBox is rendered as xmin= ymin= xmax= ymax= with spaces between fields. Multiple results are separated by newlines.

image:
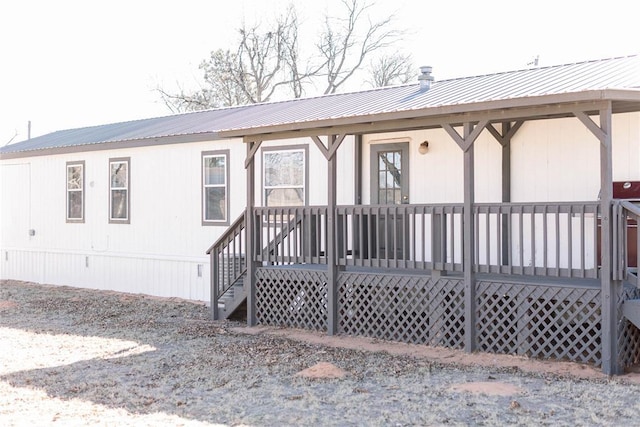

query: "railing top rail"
xmin=475 ymin=201 xmax=600 ymax=207
xmin=338 ymin=202 xmax=465 ymax=209
xmin=253 ymin=205 xmax=328 ymax=211
xmin=206 ymin=210 xmax=246 ymax=255
xmin=617 ymin=199 xmax=640 ymax=217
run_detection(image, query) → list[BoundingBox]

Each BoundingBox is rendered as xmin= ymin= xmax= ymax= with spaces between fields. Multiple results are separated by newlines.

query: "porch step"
xmin=217 ymin=279 xmax=247 ymax=320
xmin=623 ymin=299 xmax=640 ymax=330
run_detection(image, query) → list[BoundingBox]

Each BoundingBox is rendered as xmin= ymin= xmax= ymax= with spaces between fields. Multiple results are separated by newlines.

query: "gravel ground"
xmin=1 ymin=280 xmax=640 ymax=426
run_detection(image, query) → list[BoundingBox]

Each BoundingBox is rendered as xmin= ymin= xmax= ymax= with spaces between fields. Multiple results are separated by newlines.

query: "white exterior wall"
xmin=1 ymin=113 xmax=637 ymax=299
xmin=363 ymin=128 xmax=501 ymax=204
xmin=363 ymin=112 xmax=640 ymax=204
xmin=0 ymin=135 xmax=356 ymax=301
xmin=512 ymin=112 xmax=640 ymax=202
xmin=0 ymin=138 xmax=246 ymax=302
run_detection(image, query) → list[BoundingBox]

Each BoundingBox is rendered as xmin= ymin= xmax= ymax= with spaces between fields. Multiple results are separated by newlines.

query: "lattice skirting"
xmin=255 ymin=268 xmax=328 ymax=331
xmin=620 ymin=285 xmax=640 ymax=367
xmin=338 ymin=273 xmax=465 ymax=348
xmin=476 ymin=281 xmax=602 ymax=365
xmin=254 ymin=267 xmax=640 ymax=368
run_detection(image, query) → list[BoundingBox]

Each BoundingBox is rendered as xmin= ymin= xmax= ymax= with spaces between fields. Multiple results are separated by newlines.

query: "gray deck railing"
xmin=253 ymin=206 xmax=329 ymax=265
xmin=614 ymin=200 xmax=640 ymax=285
xmin=206 ymin=211 xmax=246 ymax=318
xmin=252 ymin=204 xmax=464 ymax=271
xmin=474 ymin=202 xmax=601 ymax=279
xmin=336 ymin=204 xmax=464 ymax=270
xmin=244 ymin=201 xmax=605 ymax=278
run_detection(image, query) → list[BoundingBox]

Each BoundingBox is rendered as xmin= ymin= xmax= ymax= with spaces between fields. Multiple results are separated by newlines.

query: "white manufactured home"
xmin=2 ymin=55 xmax=640 ymax=374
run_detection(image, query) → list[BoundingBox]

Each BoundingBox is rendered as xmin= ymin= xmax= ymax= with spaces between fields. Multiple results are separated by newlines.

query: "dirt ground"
xmin=1 ymin=280 xmax=640 ymax=426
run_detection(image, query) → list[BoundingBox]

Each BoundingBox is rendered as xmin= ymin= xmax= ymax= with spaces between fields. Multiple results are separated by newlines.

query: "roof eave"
xmin=0 ymin=131 xmax=224 ymax=160
xmin=217 ymin=89 xmax=640 ymax=141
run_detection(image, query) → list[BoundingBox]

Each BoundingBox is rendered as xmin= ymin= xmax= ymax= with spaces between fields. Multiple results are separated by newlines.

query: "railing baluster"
xmin=579 ymin=204 xmax=585 ymax=277
xmin=518 ymin=206 xmax=524 ymax=275
xmin=567 ymin=207 xmax=573 ymax=277
xmin=542 ymin=205 xmax=548 ymax=275
xmin=507 ymin=205 xmax=513 ymax=275
xmin=485 ymin=208 xmax=490 ymax=272
xmin=530 ymin=208 xmax=535 ymax=275
xmin=554 ymin=209 xmax=556 ymax=276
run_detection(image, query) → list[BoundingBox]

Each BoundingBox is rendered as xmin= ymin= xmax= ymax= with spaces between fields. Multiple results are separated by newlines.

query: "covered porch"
xmin=208 ymin=88 xmax=640 ymax=374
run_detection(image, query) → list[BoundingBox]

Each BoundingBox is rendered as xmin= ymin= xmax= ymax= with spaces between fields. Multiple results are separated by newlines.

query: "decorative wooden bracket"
xmin=574 ymin=110 xmax=608 ymax=147
xmin=244 ymin=139 xmax=263 ymax=168
xmin=486 ymin=121 xmax=524 ymax=147
xmin=443 ymin=120 xmax=489 ymax=152
xmin=311 ymin=134 xmax=347 ymax=161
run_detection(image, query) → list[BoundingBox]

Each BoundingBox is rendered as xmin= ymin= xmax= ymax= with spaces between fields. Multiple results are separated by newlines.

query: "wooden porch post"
xmin=245 ymin=139 xmax=261 ymax=327
xmin=487 ymin=121 xmax=523 ymax=266
xmin=598 ymin=105 xmax=621 ymax=375
xmin=443 ymin=120 xmax=487 ymax=353
xmin=462 ymin=123 xmax=477 ymax=352
xmin=575 ymin=103 xmax=621 ymax=374
xmin=311 ymin=133 xmax=347 ymax=335
xmin=501 ymin=125 xmax=511 ymax=266
xmin=327 ymin=135 xmax=338 ymax=335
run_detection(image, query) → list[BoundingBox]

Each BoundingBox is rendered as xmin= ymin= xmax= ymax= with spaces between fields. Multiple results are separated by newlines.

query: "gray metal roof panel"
xmin=3 ymin=54 xmax=639 ymax=155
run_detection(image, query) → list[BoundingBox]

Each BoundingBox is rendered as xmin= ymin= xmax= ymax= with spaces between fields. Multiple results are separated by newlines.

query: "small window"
xmin=66 ymin=161 xmax=84 ymax=222
xmin=109 ymin=158 xmax=130 ymax=223
xmin=263 ymin=147 xmax=306 ymax=206
xmin=202 ymin=151 xmax=229 ymax=224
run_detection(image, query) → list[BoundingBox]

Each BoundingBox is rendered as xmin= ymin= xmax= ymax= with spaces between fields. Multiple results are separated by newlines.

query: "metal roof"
xmin=3 ymin=54 xmax=640 ymax=157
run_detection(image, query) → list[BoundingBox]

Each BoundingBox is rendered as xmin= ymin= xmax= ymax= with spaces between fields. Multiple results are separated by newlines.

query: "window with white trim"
xmin=66 ymin=161 xmax=84 ymax=222
xmin=263 ymin=147 xmax=306 ymax=206
xmin=109 ymin=158 xmax=130 ymax=223
xmin=202 ymin=151 xmax=228 ymax=224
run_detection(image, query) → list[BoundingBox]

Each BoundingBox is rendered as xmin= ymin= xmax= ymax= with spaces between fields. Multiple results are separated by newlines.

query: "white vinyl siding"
xmin=109 ymin=158 xmax=130 ymax=223
xmin=202 ymin=151 xmax=229 ymax=224
xmin=66 ymin=161 xmax=84 ymax=222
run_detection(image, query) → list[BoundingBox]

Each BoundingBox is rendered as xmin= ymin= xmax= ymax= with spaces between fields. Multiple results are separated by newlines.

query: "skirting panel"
xmin=337 ymin=272 xmax=465 ymax=348
xmin=255 ymin=268 xmax=328 ymax=331
xmin=619 ymin=285 xmax=640 ymax=367
xmin=253 ymin=266 xmax=640 ymax=369
xmin=476 ymin=281 xmax=602 ymax=365
xmin=0 ymin=249 xmax=209 ymax=302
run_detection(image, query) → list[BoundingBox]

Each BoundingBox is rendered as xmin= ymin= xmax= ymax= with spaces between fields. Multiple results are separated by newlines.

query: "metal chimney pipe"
xmin=418 ymin=66 xmax=434 ymax=91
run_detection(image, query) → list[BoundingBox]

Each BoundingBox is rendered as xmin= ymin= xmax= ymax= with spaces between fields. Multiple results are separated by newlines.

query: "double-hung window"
xmin=202 ymin=150 xmax=229 ymax=224
xmin=109 ymin=158 xmax=130 ymax=223
xmin=263 ymin=147 xmax=307 ymax=206
xmin=66 ymin=161 xmax=84 ymax=222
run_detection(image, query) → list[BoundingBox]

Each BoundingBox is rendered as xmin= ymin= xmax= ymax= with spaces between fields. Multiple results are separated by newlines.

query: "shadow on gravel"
xmin=0 ymin=281 xmax=277 ymax=424
xmin=3 ymin=281 xmax=639 ymax=426
xmin=2 ymin=282 xmax=437 ymax=425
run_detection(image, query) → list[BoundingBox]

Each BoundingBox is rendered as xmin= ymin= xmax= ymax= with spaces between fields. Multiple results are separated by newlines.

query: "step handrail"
xmin=614 ymin=200 xmax=640 ymax=285
xmin=207 ymin=210 xmax=247 ymax=320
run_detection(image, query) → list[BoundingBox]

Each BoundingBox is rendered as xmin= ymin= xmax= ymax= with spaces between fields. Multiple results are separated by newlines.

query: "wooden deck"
xmin=208 ymin=201 xmax=640 ymax=372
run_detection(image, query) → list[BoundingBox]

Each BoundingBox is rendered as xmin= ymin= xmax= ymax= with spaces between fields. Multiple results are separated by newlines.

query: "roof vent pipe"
xmin=418 ymin=66 xmax=434 ymax=91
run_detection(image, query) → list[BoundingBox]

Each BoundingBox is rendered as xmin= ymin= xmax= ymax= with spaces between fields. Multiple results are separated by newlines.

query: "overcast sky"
xmin=1 ymin=0 xmax=638 ymax=144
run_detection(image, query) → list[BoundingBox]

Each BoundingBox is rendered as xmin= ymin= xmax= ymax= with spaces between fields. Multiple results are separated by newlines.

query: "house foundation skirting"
xmin=254 ymin=266 xmax=640 ymax=368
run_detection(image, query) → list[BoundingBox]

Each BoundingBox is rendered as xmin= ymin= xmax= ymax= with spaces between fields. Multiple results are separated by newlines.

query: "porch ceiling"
xmin=218 ymin=89 xmax=640 ymax=142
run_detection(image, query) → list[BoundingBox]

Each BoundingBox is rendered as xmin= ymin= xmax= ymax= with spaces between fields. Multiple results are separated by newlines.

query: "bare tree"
xmin=234 ymin=23 xmax=286 ymax=103
xmin=159 ymin=0 xmax=410 ymax=112
xmin=318 ymin=0 xmax=402 ymax=94
xmin=367 ymin=52 xmax=414 ymax=87
xmin=158 ymin=84 xmax=216 ymax=113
